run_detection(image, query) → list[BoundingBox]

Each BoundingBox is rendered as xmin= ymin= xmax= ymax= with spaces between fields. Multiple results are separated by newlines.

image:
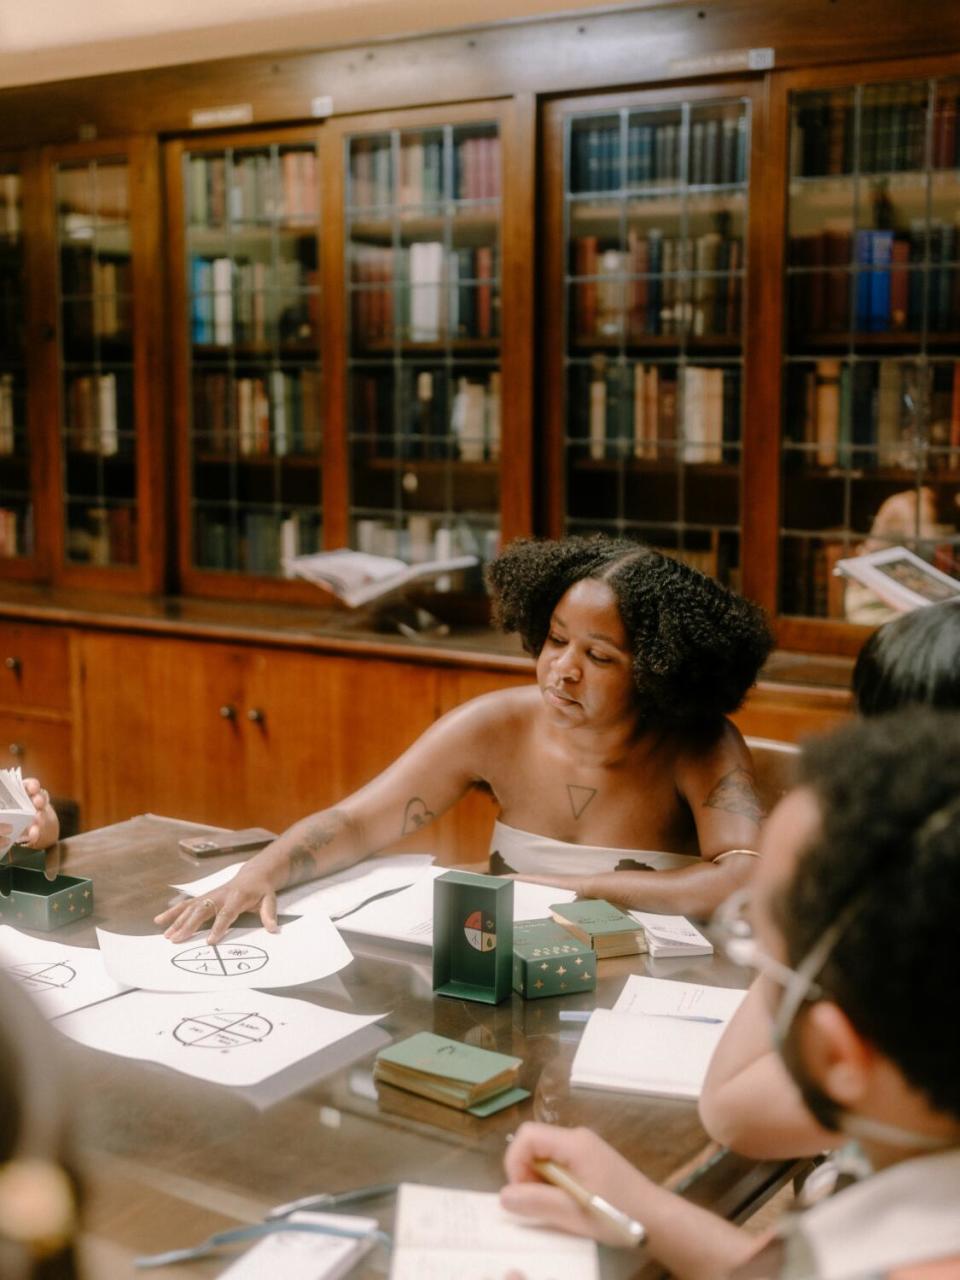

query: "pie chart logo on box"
xmin=464 ymin=910 xmax=497 ymax=952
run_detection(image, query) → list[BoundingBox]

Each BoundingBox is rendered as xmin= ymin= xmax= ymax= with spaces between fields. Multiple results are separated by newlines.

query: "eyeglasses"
xmin=712 ymin=887 xmax=847 ymax=1043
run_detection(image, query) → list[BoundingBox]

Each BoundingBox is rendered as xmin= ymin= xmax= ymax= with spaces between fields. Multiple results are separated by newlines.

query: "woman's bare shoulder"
xmin=446 ymin=683 xmax=540 ymax=734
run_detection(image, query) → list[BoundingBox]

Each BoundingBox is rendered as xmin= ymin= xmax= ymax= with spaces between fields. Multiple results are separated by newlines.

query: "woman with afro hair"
xmin=158 ymin=536 xmax=774 ymax=944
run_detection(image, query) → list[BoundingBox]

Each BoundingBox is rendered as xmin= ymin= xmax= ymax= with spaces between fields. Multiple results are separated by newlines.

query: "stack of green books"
xmin=549 ymin=899 xmax=647 ymax=959
xmin=373 ymin=1032 xmax=529 ymax=1116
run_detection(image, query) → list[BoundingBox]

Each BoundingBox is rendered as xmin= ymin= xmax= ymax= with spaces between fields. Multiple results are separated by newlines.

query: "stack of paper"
xmin=570 ymin=975 xmax=746 ymax=1100
xmin=218 ymin=1212 xmax=379 ymax=1280
xmin=629 ymin=910 xmax=713 ymax=958
xmin=390 ymin=1183 xmax=599 ymax=1280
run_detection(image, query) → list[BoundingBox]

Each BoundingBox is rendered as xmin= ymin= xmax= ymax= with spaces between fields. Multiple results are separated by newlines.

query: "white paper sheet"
xmin=96 ymin=914 xmax=353 ymax=993
xmin=390 ymin=1184 xmax=598 ymax=1280
xmin=56 ymin=988 xmax=385 ymax=1086
xmin=171 ymin=854 xmax=436 ymax=919
xmin=613 ymin=974 xmax=744 ymax=1021
xmin=340 ymin=875 xmax=577 ymax=948
xmin=218 ymin=1212 xmax=379 ymax=1280
xmin=0 ymin=924 xmax=129 ymax=1018
xmin=627 ymin=911 xmax=714 ymax=958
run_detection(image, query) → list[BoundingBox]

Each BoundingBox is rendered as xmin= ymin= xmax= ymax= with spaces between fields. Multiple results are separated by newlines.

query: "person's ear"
xmin=797 ymin=1001 xmax=875 ymax=1108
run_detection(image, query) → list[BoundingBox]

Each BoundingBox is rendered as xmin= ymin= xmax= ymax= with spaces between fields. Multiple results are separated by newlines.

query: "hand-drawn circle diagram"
xmin=171 ymin=943 xmax=268 ymax=977
xmin=173 ymin=1011 xmax=273 ymax=1051
xmin=8 ymin=961 xmax=77 ymax=990
xmin=464 ymin=910 xmax=497 ymax=952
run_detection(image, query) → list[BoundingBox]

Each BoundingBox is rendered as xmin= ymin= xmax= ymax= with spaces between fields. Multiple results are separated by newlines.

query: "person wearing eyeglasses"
xmin=699 ymin=598 xmax=960 ymax=1160
xmin=502 ymin=710 xmax=960 ymax=1278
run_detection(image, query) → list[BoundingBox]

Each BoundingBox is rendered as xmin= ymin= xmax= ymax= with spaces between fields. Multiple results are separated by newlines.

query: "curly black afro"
xmin=485 ymin=535 xmax=773 ymax=729
xmin=783 ymin=709 xmax=960 ymax=1123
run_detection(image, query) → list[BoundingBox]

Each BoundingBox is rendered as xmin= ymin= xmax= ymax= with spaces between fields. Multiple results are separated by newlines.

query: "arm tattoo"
xmin=703 ymin=767 xmax=764 ymax=825
xmin=567 ymin=784 xmax=596 ymax=820
xmin=285 ymin=809 xmax=348 ymax=887
xmin=402 ymin=797 xmax=436 ymax=836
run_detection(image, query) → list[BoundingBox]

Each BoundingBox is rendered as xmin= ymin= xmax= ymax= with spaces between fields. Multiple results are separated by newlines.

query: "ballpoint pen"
xmin=557 ymin=1009 xmax=721 ymax=1024
xmin=531 ymin=1158 xmax=645 ymax=1248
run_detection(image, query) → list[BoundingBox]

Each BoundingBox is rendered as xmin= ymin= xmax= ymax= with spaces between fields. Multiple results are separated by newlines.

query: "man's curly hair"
xmin=781 ymin=710 xmax=960 ymax=1123
xmin=485 ymin=536 xmax=773 ymax=728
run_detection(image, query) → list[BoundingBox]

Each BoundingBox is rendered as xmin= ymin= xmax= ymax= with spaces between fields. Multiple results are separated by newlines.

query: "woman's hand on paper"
xmin=154 ymin=863 xmax=281 ymax=944
xmin=501 ymin=1123 xmax=647 ymax=1248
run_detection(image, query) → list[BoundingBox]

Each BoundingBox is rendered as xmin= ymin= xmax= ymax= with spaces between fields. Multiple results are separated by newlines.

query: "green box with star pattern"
xmin=512 ymin=918 xmax=597 ymax=999
xmin=433 ymin=870 xmax=514 ymax=1004
xmin=0 ymin=866 xmax=94 ymax=931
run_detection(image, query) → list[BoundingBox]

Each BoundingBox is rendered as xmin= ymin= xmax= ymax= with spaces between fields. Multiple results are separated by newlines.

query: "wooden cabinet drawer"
xmin=0 ymin=624 xmax=71 ymax=712
xmin=0 ymin=714 xmax=73 ymax=797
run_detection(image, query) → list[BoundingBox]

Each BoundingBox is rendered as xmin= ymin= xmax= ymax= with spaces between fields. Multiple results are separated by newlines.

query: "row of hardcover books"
xmin=354 ymin=515 xmax=498 ymax=564
xmin=572 ymin=232 xmax=743 ymax=339
xmin=189 ymin=256 xmax=319 ymax=346
xmin=781 ymin=538 xmax=850 ymax=619
xmin=350 ymin=243 xmax=498 ymax=344
xmin=66 ymin=504 xmax=137 ymax=567
xmin=788 ymin=224 xmax=960 ymax=335
xmin=352 ymin=369 xmax=502 ymax=462
xmin=196 ymin=509 xmax=319 ymax=573
xmin=192 ymin=368 xmax=322 ymax=457
xmin=569 ymin=114 xmax=748 ymax=194
xmin=187 ymin=150 xmax=319 ymax=226
xmin=349 ymin=133 xmax=500 ymax=209
xmin=64 ymin=372 xmax=133 ymax=456
xmin=785 ymin=358 xmax=960 ymax=470
xmin=574 ymin=360 xmax=741 ymax=464
xmin=792 ymin=87 xmax=960 ymax=178
xmin=0 ymin=175 xmax=19 ymax=236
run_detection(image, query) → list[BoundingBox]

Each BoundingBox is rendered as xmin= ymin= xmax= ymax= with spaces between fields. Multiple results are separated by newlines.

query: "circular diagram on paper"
xmin=171 ymin=943 xmax=268 ymax=977
xmin=173 ymin=1011 xmax=273 ymax=1051
xmin=463 ymin=910 xmax=497 ymax=952
xmin=9 ymin=961 xmax=76 ymax=990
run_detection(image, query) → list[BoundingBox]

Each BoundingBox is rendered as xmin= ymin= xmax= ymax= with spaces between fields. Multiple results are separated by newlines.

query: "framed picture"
xmin=834 ymin=545 xmax=960 ymax=612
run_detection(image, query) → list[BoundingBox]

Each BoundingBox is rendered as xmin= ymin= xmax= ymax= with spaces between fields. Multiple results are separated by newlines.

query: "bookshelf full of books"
xmin=345 ymin=117 xmax=503 ymax=570
xmin=56 ymin=157 xmax=141 ymax=570
xmin=544 ymin=91 xmax=752 ymax=588
xmin=0 ymin=164 xmax=28 ymax=563
xmin=179 ymin=136 xmax=323 ymax=581
xmin=782 ymin=74 xmax=960 ymax=621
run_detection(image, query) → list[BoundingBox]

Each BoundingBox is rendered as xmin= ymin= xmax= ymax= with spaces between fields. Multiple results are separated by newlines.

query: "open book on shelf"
xmin=833 ymin=545 xmax=960 ymax=613
xmin=0 ymin=768 xmax=37 ymax=846
xmin=282 ymin=549 xmax=479 ymax=608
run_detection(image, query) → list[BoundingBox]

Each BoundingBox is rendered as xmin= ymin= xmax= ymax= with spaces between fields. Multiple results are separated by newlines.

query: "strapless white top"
xmin=488 ymin=819 xmax=700 ymax=876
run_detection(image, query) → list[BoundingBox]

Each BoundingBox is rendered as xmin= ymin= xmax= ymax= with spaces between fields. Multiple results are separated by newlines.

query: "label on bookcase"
xmin=189 ymin=103 xmax=254 ymax=129
xmin=669 ymin=46 xmax=774 ymax=75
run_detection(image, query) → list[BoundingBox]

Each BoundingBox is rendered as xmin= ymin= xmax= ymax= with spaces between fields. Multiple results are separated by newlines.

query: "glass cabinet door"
xmin=0 ymin=163 xmax=29 ymax=565
xmin=782 ymin=76 xmax=960 ymax=621
xmin=55 ymin=156 xmax=138 ymax=569
xmin=345 ymin=120 xmax=502 ymax=566
xmin=183 ymin=139 xmax=322 ymax=578
xmin=551 ymin=93 xmax=750 ymax=589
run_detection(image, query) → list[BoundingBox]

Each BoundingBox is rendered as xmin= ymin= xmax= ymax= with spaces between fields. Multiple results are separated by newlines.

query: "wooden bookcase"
xmin=0 ymin=10 xmax=958 ymax=656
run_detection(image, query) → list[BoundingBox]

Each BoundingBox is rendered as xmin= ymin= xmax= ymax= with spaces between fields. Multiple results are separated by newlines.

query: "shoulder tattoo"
xmin=703 ymin=767 xmax=764 ymax=825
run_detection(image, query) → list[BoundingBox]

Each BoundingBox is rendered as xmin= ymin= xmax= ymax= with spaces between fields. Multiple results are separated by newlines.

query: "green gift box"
xmin=512 ymin=918 xmax=597 ymax=999
xmin=0 ymin=866 xmax=94 ymax=931
xmin=433 ymin=870 xmax=513 ymax=1004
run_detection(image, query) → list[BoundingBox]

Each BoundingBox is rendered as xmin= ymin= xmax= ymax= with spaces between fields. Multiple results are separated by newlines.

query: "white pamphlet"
xmin=0 ymin=925 xmax=129 ymax=1019
xmin=570 ymin=976 xmax=746 ymax=1100
xmin=218 ymin=1211 xmax=380 ymax=1280
xmin=628 ymin=912 xmax=714 ymax=958
xmin=341 ymin=874 xmax=577 ymax=948
xmin=96 ymin=914 xmax=353 ymax=993
xmin=390 ymin=1184 xmax=598 ymax=1280
xmin=56 ymin=988 xmax=385 ymax=1087
xmin=171 ymin=853 xmax=436 ymax=920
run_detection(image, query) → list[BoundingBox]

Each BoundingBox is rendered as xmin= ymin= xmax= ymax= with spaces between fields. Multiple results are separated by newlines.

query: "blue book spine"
xmin=869 ymin=230 xmax=894 ymax=332
xmin=853 ymin=230 xmax=874 ymax=331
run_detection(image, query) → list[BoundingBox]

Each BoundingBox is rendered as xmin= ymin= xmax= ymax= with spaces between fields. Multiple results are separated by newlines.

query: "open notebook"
xmin=570 ymin=975 xmax=746 ymax=1100
xmin=390 ymin=1183 xmax=598 ymax=1280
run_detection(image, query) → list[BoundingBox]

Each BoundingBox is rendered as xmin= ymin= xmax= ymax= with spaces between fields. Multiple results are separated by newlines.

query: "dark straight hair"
xmin=852 ymin=600 xmax=960 ymax=716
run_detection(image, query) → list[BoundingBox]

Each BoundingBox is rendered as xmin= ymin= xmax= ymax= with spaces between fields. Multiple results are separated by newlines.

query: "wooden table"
xmin=36 ymin=816 xmax=790 ymax=1278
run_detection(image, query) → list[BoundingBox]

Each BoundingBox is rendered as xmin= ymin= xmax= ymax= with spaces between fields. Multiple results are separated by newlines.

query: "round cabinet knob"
xmin=246 ymin=707 xmax=265 ymax=725
xmin=4 ymin=656 xmax=21 ymax=674
xmin=218 ymin=704 xmax=237 ymax=721
xmin=8 ymin=742 xmax=25 ymax=758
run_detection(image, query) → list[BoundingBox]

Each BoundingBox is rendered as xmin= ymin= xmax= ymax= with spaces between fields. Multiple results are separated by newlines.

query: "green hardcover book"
xmin=373 ymin=1031 xmax=522 ymax=1110
xmin=512 ymin=918 xmax=597 ymax=999
xmin=549 ymin=899 xmax=647 ymax=958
